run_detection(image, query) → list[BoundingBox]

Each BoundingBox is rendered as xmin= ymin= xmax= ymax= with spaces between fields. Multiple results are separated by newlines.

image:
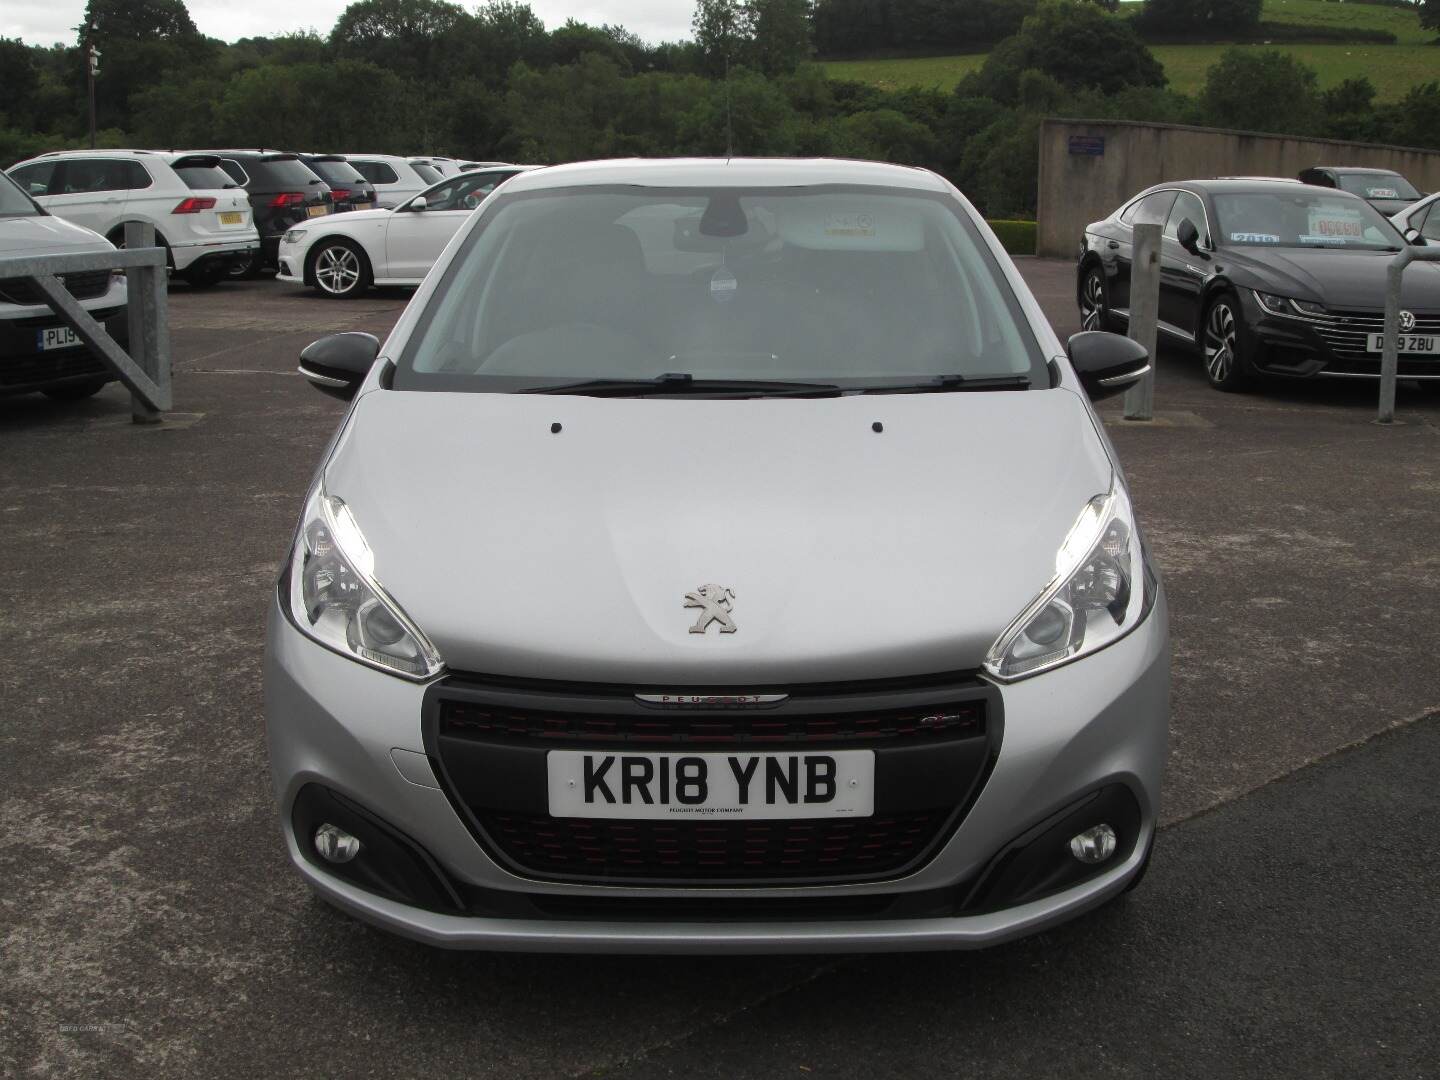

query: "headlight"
xmin=1254 ymin=291 xmax=1289 ymax=315
xmin=984 ymin=481 xmax=1155 ymax=681
xmin=284 ymin=485 xmax=443 ymax=680
xmin=1254 ymin=290 xmax=1327 ymax=319
xmin=282 ymin=229 xmax=307 ymax=244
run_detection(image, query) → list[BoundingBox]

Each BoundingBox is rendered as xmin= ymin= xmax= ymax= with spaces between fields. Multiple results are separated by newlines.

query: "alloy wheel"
xmin=1080 ymin=271 xmax=1105 ymax=331
xmin=315 ymin=245 xmax=361 ymax=296
xmin=1204 ymin=301 xmax=1237 ymax=384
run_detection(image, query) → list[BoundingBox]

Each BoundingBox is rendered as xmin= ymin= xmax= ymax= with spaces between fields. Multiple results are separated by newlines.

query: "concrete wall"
xmin=1036 ymin=118 xmax=1440 ymax=257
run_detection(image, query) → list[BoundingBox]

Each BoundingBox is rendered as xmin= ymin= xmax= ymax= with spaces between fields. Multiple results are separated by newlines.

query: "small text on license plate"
xmin=36 ymin=326 xmax=80 ymax=352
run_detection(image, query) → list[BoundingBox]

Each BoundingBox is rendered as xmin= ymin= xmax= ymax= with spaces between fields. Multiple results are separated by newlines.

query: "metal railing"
xmin=0 ymin=221 xmax=169 ymax=423
xmin=1123 ymin=223 xmax=1161 ymax=421
xmin=1377 ymin=244 xmax=1440 ymax=425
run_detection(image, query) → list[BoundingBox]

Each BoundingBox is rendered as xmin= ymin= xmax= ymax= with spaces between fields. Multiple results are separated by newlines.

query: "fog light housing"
xmin=314 ymin=823 xmax=361 ymax=863
xmin=1069 ymin=823 xmax=1117 ymax=864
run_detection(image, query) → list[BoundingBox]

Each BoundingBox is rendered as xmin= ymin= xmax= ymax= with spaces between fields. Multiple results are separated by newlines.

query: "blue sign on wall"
xmin=1068 ymin=135 xmax=1106 ymax=157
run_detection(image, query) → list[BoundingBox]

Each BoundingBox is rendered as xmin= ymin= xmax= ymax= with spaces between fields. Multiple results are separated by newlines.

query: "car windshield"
xmin=0 ymin=171 xmax=41 ymax=217
xmin=410 ymin=162 xmax=444 ymax=185
xmin=416 ymin=172 xmax=513 ymax=211
xmin=1336 ymin=173 xmax=1419 ymax=200
xmin=172 ymin=159 xmax=237 ymax=190
xmin=396 ymin=184 xmax=1045 ymax=394
xmin=1213 ymin=191 xmax=1403 ymax=251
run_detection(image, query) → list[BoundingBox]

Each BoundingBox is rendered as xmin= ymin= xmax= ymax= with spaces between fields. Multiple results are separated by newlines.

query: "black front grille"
xmin=425 ymin=673 xmax=1001 ymax=887
xmin=1312 ymin=308 xmax=1440 ymax=363
xmin=0 ymin=270 xmax=112 ymax=305
xmin=439 ymin=696 xmax=984 ymax=746
xmin=481 ymin=810 xmax=945 ymax=881
xmin=0 ymin=351 xmax=107 ymax=389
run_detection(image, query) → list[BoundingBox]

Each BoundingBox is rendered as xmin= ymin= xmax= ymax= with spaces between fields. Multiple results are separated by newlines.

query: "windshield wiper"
xmin=517 ymin=373 xmax=843 ymax=397
xmin=849 ymin=374 xmax=1032 ymax=394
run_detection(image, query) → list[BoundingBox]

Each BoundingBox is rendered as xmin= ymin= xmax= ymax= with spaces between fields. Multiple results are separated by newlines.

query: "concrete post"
xmin=124 ymin=221 xmax=166 ymax=424
xmin=1124 ymin=223 xmax=1161 ymax=421
xmin=1377 ymin=245 xmax=1440 ymax=425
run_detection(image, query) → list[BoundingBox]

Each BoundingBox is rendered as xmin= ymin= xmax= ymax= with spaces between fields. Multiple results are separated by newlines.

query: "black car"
xmin=1077 ymin=179 xmax=1437 ymax=391
xmin=191 ymin=150 xmax=334 ymax=277
xmin=1299 ymin=166 xmax=1423 ymax=218
xmin=297 ymin=155 xmax=377 ymax=214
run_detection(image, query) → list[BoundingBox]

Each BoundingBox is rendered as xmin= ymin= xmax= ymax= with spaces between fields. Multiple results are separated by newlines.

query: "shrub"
xmin=987 ymin=219 xmax=1037 ymax=255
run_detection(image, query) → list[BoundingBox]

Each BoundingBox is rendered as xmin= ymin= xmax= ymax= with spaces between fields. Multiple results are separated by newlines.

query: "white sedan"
xmin=1391 ymin=189 xmax=1440 ymax=244
xmin=276 ymin=165 xmax=538 ymax=298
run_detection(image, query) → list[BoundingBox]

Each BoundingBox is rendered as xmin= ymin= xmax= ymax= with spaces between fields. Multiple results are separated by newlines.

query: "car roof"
xmin=1140 ymin=178 xmax=1352 ymax=197
xmin=498 ymin=157 xmax=948 ymax=194
xmin=21 ymin=148 xmax=166 ymax=160
xmin=1309 ymin=166 xmax=1403 ymax=175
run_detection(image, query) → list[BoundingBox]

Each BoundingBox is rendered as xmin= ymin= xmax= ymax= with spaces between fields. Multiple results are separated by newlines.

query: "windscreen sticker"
xmin=1307 ymin=208 xmax=1365 ymax=240
xmin=1366 ymin=187 xmax=1399 ymax=199
xmin=824 ymin=212 xmax=875 ymax=238
xmin=710 ymin=266 xmax=738 ymax=303
xmin=1231 ymin=232 xmax=1279 ymax=243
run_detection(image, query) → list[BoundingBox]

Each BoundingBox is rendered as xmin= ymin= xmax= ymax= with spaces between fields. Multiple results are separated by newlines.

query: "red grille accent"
xmin=440 ymin=699 xmax=984 ymax=745
xmin=479 ymin=811 xmax=944 ymax=881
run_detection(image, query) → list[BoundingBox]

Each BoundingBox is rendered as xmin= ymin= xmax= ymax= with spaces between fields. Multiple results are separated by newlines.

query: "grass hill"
xmin=822 ymin=0 xmax=1437 ymax=102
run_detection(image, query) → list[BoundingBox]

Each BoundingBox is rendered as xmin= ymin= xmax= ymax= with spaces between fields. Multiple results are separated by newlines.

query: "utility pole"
xmin=83 ymin=24 xmax=100 ymax=149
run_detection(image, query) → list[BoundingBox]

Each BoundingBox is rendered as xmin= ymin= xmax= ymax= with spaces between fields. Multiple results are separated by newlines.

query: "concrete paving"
xmin=1 ymin=266 xmax=1436 ymax=1077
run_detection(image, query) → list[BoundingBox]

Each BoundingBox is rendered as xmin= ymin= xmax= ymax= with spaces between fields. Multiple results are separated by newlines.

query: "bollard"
xmin=123 ymin=220 xmax=169 ymax=424
xmin=1377 ymin=244 xmax=1440 ymax=425
xmin=1124 ymin=223 xmax=1161 ymax=421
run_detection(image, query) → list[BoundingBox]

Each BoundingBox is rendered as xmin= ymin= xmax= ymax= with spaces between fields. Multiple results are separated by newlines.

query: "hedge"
xmin=987 ymin=219 xmax=1037 ymax=256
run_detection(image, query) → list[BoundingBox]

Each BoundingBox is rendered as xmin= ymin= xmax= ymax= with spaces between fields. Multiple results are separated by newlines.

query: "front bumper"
xmin=265 ymin=591 xmax=1169 ymax=953
xmin=1243 ymin=292 xmax=1440 ymax=380
xmin=0 ymin=304 xmax=128 ymax=395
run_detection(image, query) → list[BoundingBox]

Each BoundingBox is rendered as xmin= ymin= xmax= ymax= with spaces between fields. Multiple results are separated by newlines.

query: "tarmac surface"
xmin=2 ymin=262 xmax=1437 ymax=1077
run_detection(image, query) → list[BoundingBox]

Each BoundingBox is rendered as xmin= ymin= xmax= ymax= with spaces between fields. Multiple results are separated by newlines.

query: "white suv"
xmin=7 ymin=150 xmax=260 ymax=287
xmin=344 ymin=155 xmax=448 ymax=209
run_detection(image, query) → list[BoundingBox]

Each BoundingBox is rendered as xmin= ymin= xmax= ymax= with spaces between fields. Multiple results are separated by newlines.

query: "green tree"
xmin=331 ymin=0 xmax=468 ymax=81
xmin=693 ymin=0 xmax=745 ymax=76
xmin=1382 ymin=82 xmax=1440 ymax=150
xmin=1419 ymin=0 xmax=1438 ymax=32
xmin=1140 ymin=0 xmax=1262 ymax=33
xmin=973 ymin=0 xmax=1165 ymax=99
xmin=747 ymin=0 xmax=812 ymax=77
xmin=1198 ymin=48 xmax=1323 ymax=134
xmin=1321 ymin=77 xmax=1378 ymax=142
xmin=0 ymin=39 xmax=39 ymax=128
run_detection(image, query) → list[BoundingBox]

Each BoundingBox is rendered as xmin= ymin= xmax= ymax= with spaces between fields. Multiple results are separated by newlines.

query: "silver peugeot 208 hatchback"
xmin=266 ymin=158 xmax=1169 ymax=953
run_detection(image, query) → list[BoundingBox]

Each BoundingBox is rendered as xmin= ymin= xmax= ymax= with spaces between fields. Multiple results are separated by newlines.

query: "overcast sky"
xmin=3 ymin=0 xmax=695 ymax=48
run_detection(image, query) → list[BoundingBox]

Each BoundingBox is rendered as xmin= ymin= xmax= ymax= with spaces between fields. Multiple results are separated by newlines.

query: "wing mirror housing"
xmin=1403 ymin=227 xmax=1426 ymax=246
xmin=1067 ymin=331 xmax=1151 ymax=402
xmin=299 ymin=332 xmax=380 ymax=401
xmin=408 ymin=196 xmax=427 ymax=212
xmin=1176 ymin=218 xmax=1205 ymax=257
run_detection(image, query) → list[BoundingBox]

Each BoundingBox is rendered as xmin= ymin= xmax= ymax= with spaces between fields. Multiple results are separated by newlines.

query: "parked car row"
xmin=1 ymin=146 xmax=522 ymax=397
xmin=3 ymin=149 xmax=471 ymax=286
xmin=1078 ymin=166 xmax=1437 ymax=392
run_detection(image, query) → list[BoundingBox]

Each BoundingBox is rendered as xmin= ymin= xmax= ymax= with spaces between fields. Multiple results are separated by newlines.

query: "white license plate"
xmin=1367 ymin=333 xmax=1438 ymax=354
xmin=36 ymin=326 xmax=80 ymax=351
xmin=547 ymin=750 xmax=874 ymax=820
xmin=218 ymin=211 xmax=244 ymax=225
xmin=353 ymin=202 xmax=372 ymax=211
xmin=306 ymin=204 xmax=330 ymax=218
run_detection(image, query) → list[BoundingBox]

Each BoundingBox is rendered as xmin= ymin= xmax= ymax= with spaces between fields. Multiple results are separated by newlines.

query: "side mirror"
xmin=299 ymin=332 xmax=380 ymax=401
xmin=1403 ymin=227 xmax=1426 ymax=246
xmin=408 ymin=196 xmax=427 ymax=212
xmin=1176 ymin=218 xmax=1203 ymax=256
xmin=1066 ymin=331 xmax=1150 ymax=402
